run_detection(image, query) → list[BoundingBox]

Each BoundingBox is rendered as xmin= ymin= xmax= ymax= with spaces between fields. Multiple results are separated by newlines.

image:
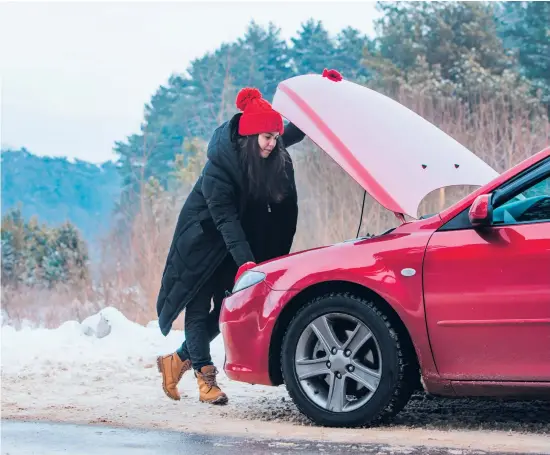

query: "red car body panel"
xmin=221 ymin=147 xmax=550 ymax=399
xmin=424 ymin=222 xmax=550 ymax=382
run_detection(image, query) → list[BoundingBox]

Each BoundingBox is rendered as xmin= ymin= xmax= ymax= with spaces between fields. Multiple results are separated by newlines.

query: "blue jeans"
xmin=177 ymin=255 xmax=237 ymax=371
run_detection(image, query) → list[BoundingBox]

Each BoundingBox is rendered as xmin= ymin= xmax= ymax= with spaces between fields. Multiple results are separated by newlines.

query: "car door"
xmin=422 ymin=158 xmax=550 ymax=381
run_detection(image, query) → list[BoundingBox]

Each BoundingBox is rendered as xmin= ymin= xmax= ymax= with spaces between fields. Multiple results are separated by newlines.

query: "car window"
xmin=493 ymin=175 xmax=550 ymax=225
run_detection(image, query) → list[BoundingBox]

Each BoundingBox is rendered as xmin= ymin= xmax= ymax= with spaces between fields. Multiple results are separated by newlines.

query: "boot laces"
xmin=202 ymin=369 xmax=219 ymax=388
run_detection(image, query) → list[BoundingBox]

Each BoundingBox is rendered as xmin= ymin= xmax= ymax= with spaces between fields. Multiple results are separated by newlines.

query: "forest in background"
xmin=2 ymin=1 xmax=549 ymax=327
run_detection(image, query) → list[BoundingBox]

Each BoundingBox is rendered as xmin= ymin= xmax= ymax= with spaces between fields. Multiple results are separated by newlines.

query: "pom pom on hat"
xmin=235 ymin=87 xmax=284 ymax=136
xmin=236 ymin=88 xmax=262 ymax=111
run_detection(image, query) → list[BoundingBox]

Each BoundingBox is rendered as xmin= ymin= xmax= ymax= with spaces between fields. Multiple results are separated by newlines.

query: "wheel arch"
xmin=268 ymin=280 xmax=421 ymax=388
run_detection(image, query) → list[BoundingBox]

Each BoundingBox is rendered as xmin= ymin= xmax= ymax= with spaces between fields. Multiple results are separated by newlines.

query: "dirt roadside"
xmin=3 ymin=370 xmax=549 ymax=455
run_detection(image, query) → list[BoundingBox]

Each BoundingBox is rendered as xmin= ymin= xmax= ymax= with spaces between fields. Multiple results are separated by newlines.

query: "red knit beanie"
xmin=236 ymin=87 xmax=284 ymax=136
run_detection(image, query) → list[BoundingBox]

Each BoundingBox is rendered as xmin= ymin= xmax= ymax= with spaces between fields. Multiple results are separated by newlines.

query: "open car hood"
xmin=272 ymin=74 xmax=499 ymax=219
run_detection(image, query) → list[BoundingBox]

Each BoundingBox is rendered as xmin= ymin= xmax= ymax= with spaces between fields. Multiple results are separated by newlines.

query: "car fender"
xmin=260 ymin=229 xmax=442 ymax=386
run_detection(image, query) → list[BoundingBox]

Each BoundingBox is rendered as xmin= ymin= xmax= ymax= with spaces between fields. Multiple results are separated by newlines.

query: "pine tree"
xmin=333 ymin=26 xmax=374 ymax=82
xmin=1 ymin=207 xmax=89 ymax=288
xmin=368 ymin=1 xmax=513 ymax=79
xmin=290 ymin=19 xmax=337 ymax=75
xmin=363 ymin=1 xmax=538 ymax=105
xmin=235 ymin=21 xmax=294 ymax=101
xmin=496 ymin=1 xmax=550 ymax=108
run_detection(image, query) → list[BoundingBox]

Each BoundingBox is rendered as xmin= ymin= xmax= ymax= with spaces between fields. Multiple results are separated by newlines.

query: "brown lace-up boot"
xmin=157 ymin=353 xmax=192 ymax=400
xmin=195 ymin=365 xmax=228 ymax=405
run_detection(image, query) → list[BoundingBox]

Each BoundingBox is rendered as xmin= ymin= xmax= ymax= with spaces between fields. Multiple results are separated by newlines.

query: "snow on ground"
xmin=2 ymin=307 xmax=549 ymax=454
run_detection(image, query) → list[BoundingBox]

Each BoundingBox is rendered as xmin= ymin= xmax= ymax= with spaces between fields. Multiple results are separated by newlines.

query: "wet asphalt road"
xmin=0 ymin=420 xmax=544 ymax=455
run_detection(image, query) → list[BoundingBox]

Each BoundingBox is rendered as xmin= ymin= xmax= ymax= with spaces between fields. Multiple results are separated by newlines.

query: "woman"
xmin=156 ymin=87 xmax=305 ymax=405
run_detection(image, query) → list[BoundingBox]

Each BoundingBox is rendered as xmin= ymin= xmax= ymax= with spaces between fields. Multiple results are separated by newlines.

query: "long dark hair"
xmin=237 ymin=134 xmax=291 ymax=203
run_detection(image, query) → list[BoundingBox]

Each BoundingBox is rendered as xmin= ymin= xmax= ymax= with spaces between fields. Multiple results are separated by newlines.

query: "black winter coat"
xmin=156 ymin=113 xmax=305 ymax=336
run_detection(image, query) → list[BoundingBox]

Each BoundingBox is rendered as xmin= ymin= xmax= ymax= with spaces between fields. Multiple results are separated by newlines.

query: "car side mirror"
xmin=469 ymin=194 xmax=493 ymax=227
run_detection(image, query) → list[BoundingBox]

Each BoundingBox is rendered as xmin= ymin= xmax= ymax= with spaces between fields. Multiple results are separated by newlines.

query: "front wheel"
xmin=281 ymin=292 xmax=413 ymax=427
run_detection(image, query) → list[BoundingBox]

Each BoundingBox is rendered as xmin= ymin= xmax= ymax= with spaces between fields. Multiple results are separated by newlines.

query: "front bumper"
xmin=220 ymin=281 xmax=286 ymax=386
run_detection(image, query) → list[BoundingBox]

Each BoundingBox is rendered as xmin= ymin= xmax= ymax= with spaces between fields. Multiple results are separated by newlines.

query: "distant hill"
xmin=1 ymin=148 xmax=122 ymax=254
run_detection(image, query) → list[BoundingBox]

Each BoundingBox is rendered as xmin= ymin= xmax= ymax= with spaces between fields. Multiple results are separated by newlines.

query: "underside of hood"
xmin=272 ymin=74 xmax=499 ymax=219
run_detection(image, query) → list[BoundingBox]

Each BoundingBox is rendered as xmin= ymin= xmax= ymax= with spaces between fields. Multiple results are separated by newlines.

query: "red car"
xmin=219 ymin=73 xmax=550 ymax=427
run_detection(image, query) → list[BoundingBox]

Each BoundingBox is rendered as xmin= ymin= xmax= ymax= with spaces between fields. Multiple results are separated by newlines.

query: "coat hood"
xmin=272 ymin=74 xmax=499 ymax=219
xmin=206 ymin=113 xmax=245 ymax=190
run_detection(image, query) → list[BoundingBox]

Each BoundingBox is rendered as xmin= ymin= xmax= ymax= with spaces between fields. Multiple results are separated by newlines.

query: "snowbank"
xmin=1 ymin=306 xmax=227 ymax=376
xmin=1 ymin=307 xmax=285 ymax=417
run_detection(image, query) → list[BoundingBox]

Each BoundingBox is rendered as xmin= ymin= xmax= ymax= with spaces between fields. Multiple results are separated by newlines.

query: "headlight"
xmin=232 ymin=270 xmax=266 ymax=294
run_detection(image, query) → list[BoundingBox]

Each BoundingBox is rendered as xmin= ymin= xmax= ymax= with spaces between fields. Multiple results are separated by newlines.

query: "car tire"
xmin=281 ymin=292 xmax=414 ymax=427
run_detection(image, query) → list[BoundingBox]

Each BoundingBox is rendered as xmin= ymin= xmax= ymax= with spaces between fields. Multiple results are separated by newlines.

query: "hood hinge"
xmin=394 ymin=212 xmax=407 ymax=224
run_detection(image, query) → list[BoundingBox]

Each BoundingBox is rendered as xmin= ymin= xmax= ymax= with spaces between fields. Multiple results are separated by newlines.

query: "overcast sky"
xmin=0 ymin=1 xmax=379 ymax=163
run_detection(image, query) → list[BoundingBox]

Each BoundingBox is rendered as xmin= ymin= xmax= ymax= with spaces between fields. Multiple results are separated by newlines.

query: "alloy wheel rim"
xmin=294 ymin=312 xmax=382 ymax=413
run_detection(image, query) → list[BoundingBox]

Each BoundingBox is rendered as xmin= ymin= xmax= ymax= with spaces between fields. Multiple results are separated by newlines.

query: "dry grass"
xmin=3 ymin=87 xmax=548 ymax=329
xmin=1 ymin=283 xmax=100 ymax=330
